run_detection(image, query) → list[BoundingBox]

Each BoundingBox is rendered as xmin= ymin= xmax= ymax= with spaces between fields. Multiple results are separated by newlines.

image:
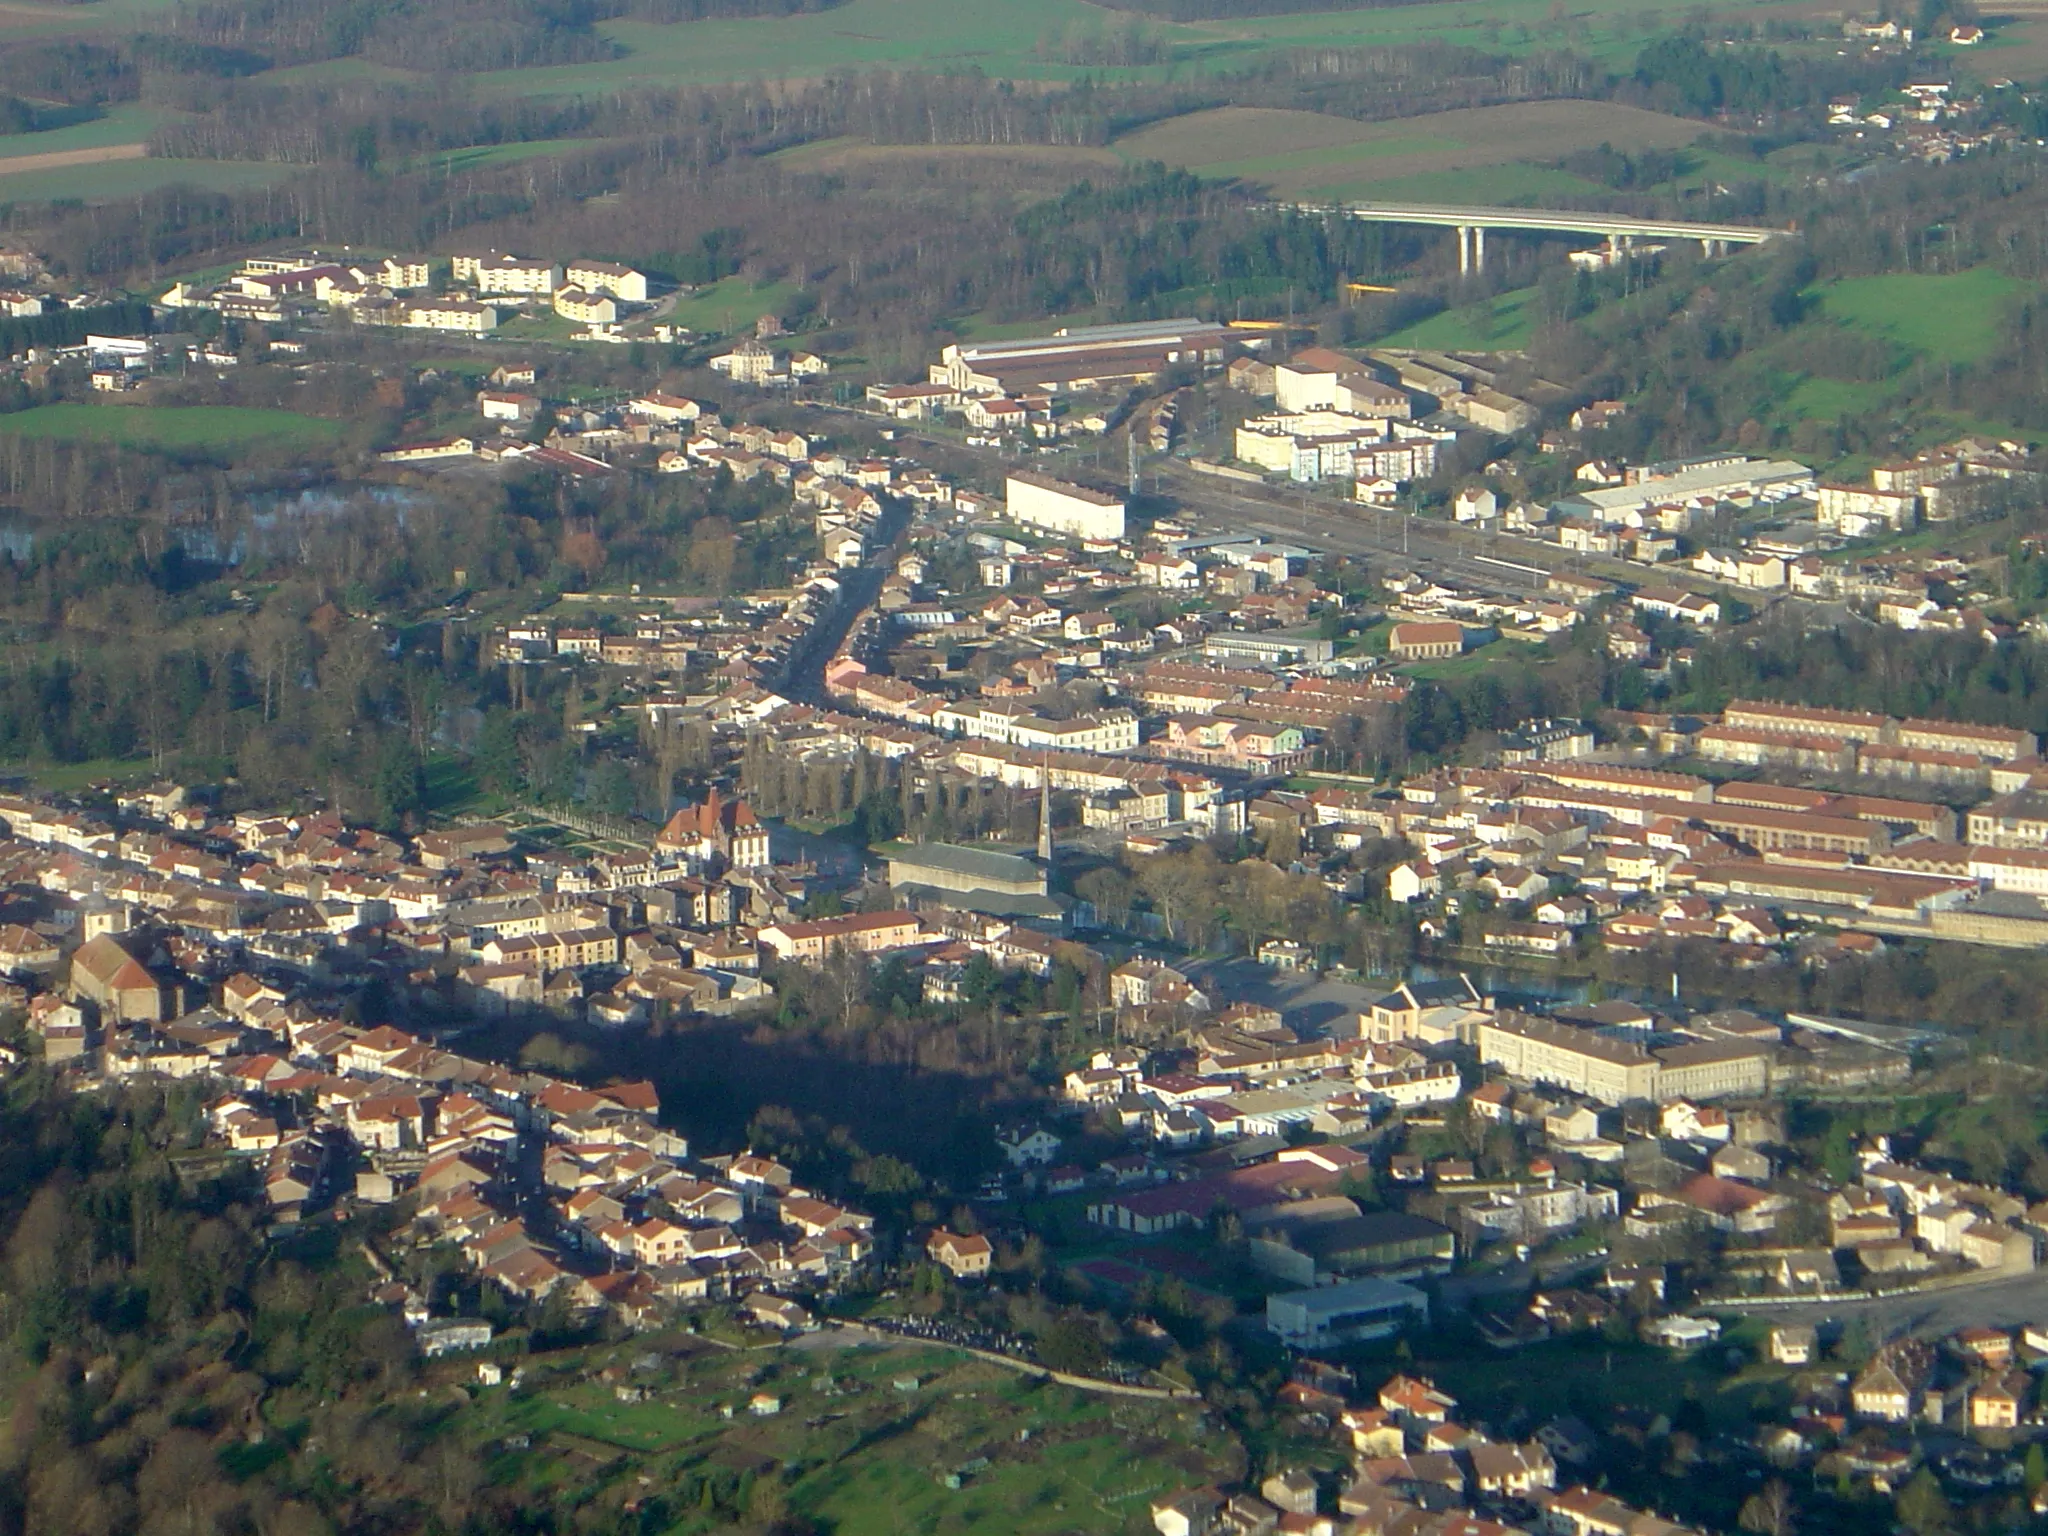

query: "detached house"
xmin=927 ymin=1228 xmax=993 ymax=1278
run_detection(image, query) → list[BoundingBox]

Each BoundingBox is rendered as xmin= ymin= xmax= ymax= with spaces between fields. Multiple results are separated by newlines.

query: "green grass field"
xmin=1351 ymin=162 xmax=1612 ymax=204
xmin=454 ymin=1338 xmax=1228 ymax=1536
xmin=0 ymin=0 xmax=1836 ymax=101
xmin=1401 ymin=642 xmax=1509 ymax=679
xmin=1114 ymin=100 xmax=1704 ymax=203
xmin=666 ymin=277 xmax=799 ymax=336
xmin=410 ymin=137 xmax=620 ymax=174
xmin=1383 ymin=287 xmax=1538 ymax=350
xmin=1191 ymin=133 xmax=1459 ymax=179
xmin=443 ymin=0 xmax=1818 ymax=96
xmin=0 ymin=157 xmax=289 ymax=204
xmin=0 ymin=756 xmax=156 ymax=793
xmin=1812 ymin=268 xmax=2026 ymax=365
xmin=1778 ymin=374 xmax=1889 ymax=422
xmin=0 ymin=103 xmax=165 ymax=160
xmin=0 ymin=404 xmax=348 ymax=451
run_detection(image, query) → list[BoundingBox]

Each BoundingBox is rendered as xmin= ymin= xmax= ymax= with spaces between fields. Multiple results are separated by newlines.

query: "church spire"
xmin=1037 ymin=753 xmax=1053 ymax=866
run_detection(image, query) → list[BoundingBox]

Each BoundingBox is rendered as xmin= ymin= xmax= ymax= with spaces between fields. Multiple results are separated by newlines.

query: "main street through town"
xmin=1729 ymin=1265 xmax=2048 ymax=1339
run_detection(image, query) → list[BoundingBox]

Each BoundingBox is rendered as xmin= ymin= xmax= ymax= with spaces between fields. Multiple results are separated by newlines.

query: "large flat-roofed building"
xmin=1653 ymin=1039 xmax=1773 ymax=1099
xmin=1249 ymin=1211 xmax=1455 ymax=1287
xmin=885 ymin=841 xmax=1063 ymax=921
xmin=887 ymin=843 xmax=1045 ymax=898
xmin=1003 ymin=473 xmax=1127 ymax=542
xmin=1266 ymin=1276 xmax=1429 ymax=1348
xmin=1478 ymin=1012 xmax=1659 ymax=1105
xmin=1204 ymin=628 xmax=1337 ymax=666
xmin=1552 ymin=457 xmax=1814 ymax=523
xmin=936 ymin=318 xmax=1236 ymax=397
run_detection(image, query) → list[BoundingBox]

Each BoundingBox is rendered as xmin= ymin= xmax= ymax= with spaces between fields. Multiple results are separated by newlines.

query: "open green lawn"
xmin=0 ymin=404 xmax=348 ymax=451
xmin=1811 ymin=267 xmax=2027 ymax=365
xmin=666 ymin=277 xmax=799 ymax=337
xmin=1383 ymin=287 xmax=1538 ymax=351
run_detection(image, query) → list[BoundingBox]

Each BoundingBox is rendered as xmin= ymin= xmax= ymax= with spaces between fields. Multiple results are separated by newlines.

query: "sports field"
xmin=0 ymin=404 xmax=348 ymax=451
xmin=1112 ymin=100 xmax=1709 ymax=202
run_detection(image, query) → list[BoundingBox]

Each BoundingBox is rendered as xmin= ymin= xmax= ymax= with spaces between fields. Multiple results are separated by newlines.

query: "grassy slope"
xmin=1383 ymin=287 xmax=1538 ymax=350
xmin=1115 ymin=100 xmax=1707 ymax=204
xmin=0 ymin=103 xmax=165 ymax=160
xmin=1349 ymin=163 xmax=1611 ymax=203
xmin=666 ymin=277 xmax=799 ymax=335
xmin=1812 ymin=268 xmax=2026 ymax=366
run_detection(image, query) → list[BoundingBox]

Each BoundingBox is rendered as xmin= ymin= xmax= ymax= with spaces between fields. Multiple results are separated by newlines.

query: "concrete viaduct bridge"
xmin=1282 ymin=199 xmax=1790 ymax=274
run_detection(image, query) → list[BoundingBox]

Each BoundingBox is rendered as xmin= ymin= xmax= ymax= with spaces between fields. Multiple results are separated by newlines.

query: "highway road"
xmin=1282 ymin=198 xmax=1784 ymax=246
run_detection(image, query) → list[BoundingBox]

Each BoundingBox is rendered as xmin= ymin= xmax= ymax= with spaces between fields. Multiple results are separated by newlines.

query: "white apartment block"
xmin=404 ymin=300 xmax=497 ymax=334
xmin=454 ymin=254 xmax=560 ymax=296
xmin=565 ymin=261 xmax=650 ymax=302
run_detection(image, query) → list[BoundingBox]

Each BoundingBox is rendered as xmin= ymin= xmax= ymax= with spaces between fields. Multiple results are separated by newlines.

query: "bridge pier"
xmin=1456 ymin=225 xmax=1487 ymax=275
